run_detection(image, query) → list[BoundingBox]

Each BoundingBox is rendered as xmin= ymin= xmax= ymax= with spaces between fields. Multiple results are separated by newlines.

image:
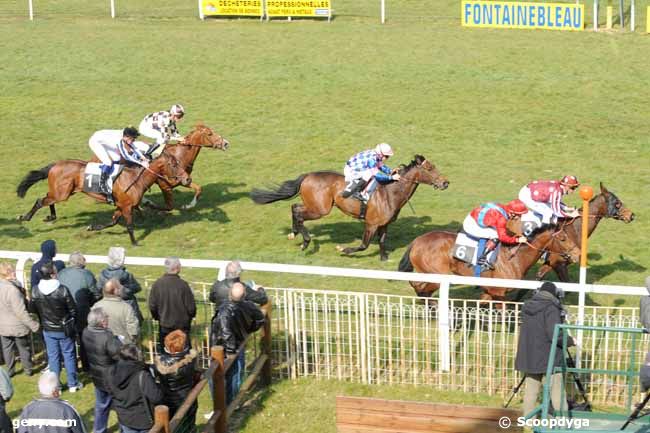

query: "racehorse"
xmin=398 ymin=224 xmax=581 ymax=301
xmin=17 ymin=151 xmax=191 ymax=245
xmin=535 ymin=183 xmax=634 ymax=281
xmin=140 ymin=124 xmax=229 ymax=211
xmin=250 ymin=155 xmax=449 ymax=261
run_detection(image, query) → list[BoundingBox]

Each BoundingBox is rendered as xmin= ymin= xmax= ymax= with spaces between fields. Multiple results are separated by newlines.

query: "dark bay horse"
xmin=141 ymin=124 xmax=229 ymax=211
xmin=398 ymin=225 xmax=581 ymax=301
xmin=250 ymin=155 xmax=449 ymax=261
xmin=535 ymin=183 xmax=634 ymax=281
xmin=17 ymin=151 xmax=191 ymax=245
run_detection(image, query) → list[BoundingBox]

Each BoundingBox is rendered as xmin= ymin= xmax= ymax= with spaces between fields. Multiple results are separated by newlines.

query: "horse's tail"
xmin=250 ymin=174 xmax=308 ymax=204
xmin=17 ymin=164 xmax=54 ymax=198
xmin=398 ymin=243 xmax=414 ymax=273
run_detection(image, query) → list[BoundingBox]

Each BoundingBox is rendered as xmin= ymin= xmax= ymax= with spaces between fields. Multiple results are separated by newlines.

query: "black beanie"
xmin=539 ymin=281 xmax=557 ymax=297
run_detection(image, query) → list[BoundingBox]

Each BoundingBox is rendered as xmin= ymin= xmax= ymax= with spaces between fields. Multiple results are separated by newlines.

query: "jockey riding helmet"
xmin=503 ymin=199 xmax=528 ymax=216
xmin=123 ymin=126 xmax=140 ymax=139
xmin=375 ymin=143 xmax=394 ymax=157
xmin=560 ymin=175 xmax=580 ymax=189
xmin=170 ymin=104 xmax=185 ymax=117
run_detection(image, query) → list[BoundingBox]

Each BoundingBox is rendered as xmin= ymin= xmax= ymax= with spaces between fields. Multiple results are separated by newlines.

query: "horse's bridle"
xmin=179 ymin=129 xmax=224 ymax=149
xmin=522 ymin=227 xmax=575 ymax=261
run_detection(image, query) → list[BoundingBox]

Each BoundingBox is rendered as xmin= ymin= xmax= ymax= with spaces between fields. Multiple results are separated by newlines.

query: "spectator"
xmin=82 ymin=308 xmax=122 ymax=433
xmin=149 ymin=257 xmax=196 ymax=350
xmin=640 ymin=276 xmax=650 ymax=330
xmin=58 ymin=252 xmax=99 ymax=372
xmin=154 ymin=330 xmax=198 ymax=426
xmin=211 ymin=282 xmax=265 ymax=404
xmin=640 ymin=351 xmax=650 ymax=393
xmin=93 ymin=278 xmax=139 ymax=344
xmin=31 ymin=262 xmax=81 ymax=392
xmin=209 ymin=261 xmax=268 ymax=309
xmin=515 ymin=281 xmax=571 ymax=418
xmin=0 ymin=367 xmax=13 ymax=433
xmin=106 ymin=344 xmax=163 ymax=433
xmin=0 ymin=262 xmax=39 ymax=377
xmin=97 ymin=247 xmax=144 ymax=323
xmin=17 ymin=371 xmax=86 ymax=433
xmin=30 ymin=240 xmax=65 ymax=290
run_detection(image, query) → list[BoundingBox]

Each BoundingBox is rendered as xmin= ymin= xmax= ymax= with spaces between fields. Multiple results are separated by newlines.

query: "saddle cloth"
xmin=83 ymin=163 xmax=123 ymax=195
xmin=521 ymin=211 xmax=546 ymax=236
xmin=451 ymin=232 xmax=498 ymax=267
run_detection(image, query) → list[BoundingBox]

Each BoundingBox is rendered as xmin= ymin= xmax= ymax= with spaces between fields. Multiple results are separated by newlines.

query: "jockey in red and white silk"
xmin=518 ymin=176 xmax=580 ymax=225
xmin=462 ymin=199 xmax=528 ymax=269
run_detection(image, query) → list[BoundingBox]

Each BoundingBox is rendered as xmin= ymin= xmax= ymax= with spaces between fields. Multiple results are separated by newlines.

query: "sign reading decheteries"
xmin=462 ymin=0 xmax=584 ymax=31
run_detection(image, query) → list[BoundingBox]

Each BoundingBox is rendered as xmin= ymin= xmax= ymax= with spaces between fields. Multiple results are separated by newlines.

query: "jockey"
xmin=88 ymin=127 xmax=150 ymax=198
xmin=138 ymin=104 xmax=185 ymax=158
xmin=341 ymin=143 xmax=401 ymax=203
xmin=463 ymin=199 xmax=529 ymax=270
xmin=518 ymin=175 xmax=581 ymax=225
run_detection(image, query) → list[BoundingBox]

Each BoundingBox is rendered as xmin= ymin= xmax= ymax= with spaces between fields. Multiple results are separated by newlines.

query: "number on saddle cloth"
xmin=83 ymin=163 xmax=123 ymax=194
xmin=452 ymin=232 xmax=499 ymax=275
xmin=521 ymin=211 xmax=544 ymax=237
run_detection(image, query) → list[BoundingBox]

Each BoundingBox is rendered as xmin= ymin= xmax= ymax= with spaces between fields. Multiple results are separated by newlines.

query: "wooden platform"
xmin=336 ymin=396 xmax=523 ymax=433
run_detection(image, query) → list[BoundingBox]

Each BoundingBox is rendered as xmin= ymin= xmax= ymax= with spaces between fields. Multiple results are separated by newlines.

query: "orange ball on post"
xmin=579 ymin=185 xmax=594 ymax=201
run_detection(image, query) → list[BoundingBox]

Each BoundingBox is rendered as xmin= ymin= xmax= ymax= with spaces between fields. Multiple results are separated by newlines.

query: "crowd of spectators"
xmin=0 ymin=240 xmax=268 ymax=433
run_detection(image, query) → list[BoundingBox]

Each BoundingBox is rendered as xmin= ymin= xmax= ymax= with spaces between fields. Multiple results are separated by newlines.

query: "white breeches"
xmin=462 ymin=214 xmax=498 ymax=239
xmin=344 ymin=166 xmax=377 ymax=183
xmin=138 ymin=120 xmax=166 ymax=145
xmin=89 ymin=133 xmax=120 ymax=165
xmin=519 ymin=186 xmax=554 ymax=224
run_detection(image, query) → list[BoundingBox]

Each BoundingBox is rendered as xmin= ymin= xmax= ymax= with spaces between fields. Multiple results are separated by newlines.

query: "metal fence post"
xmin=438 ymin=279 xmax=450 ymax=372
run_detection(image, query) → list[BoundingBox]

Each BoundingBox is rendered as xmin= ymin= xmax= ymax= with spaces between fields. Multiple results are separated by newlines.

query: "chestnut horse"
xmin=250 ymin=155 xmax=449 ymax=261
xmin=398 ymin=224 xmax=581 ymax=301
xmin=17 ymin=151 xmax=191 ymax=245
xmin=535 ymin=183 xmax=634 ymax=281
xmin=140 ymin=124 xmax=229 ymax=211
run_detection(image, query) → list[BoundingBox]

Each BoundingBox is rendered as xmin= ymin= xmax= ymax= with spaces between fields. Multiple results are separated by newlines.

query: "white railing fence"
xmin=1 ymin=250 xmax=646 ymax=379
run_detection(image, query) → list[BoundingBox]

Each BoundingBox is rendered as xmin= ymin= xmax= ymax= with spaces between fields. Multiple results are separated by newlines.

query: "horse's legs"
xmin=142 ymin=183 xmax=174 ymax=212
xmin=552 ymin=263 xmax=571 ymax=282
xmin=19 ymin=198 xmax=44 ymax=222
xmin=43 ymin=205 xmax=57 ymax=222
xmin=340 ymin=224 xmax=378 ymax=255
xmin=122 ymin=207 xmax=138 ymax=246
xmin=88 ymin=209 xmax=122 ymax=232
xmin=181 ymin=182 xmax=202 ymax=210
xmin=412 ymin=281 xmax=440 ymax=298
xmin=290 ymin=203 xmax=323 ymax=251
xmin=535 ymin=263 xmax=553 ymax=280
xmin=377 ymin=225 xmax=389 ymax=261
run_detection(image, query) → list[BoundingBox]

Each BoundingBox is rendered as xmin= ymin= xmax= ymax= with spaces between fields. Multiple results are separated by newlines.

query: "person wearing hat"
xmin=515 ymin=281 xmax=572 ymax=418
xmin=88 ymin=126 xmax=150 ymax=201
xmin=639 ymin=276 xmax=650 ymax=330
xmin=138 ymin=104 xmax=185 ymax=158
xmin=341 ymin=143 xmax=401 ymax=203
xmin=518 ymin=175 xmax=581 ymax=226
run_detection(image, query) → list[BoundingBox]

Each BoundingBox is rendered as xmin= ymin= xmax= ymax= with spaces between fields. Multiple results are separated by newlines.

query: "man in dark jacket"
xmin=82 ymin=308 xmax=122 ymax=433
xmin=640 ymin=276 xmax=650 ymax=330
xmin=209 ymin=261 xmax=268 ymax=309
xmin=17 ymin=371 xmax=86 ymax=433
xmin=148 ymin=257 xmax=196 ymax=350
xmin=31 ymin=262 xmax=81 ymax=392
xmin=30 ymin=239 xmax=65 ymax=290
xmin=106 ymin=344 xmax=163 ymax=433
xmin=154 ymin=330 xmax=198 ymax=426
xmin=58 ymin=252 xmax=99 ymax=372
xmin=97 ymin=247 xmax=144 ymax=323
xmin=515 ymin=281 xmax=571 ymax=418
xmin=211 ymin=282 xmax=265 ymax=404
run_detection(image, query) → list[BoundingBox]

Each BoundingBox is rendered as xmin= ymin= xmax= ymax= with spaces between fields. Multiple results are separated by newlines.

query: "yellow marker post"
xmin=576 ymin=185 xmax=593 ymax=368
xmin=606 ymin=5 xmax=613 ymax=28
xmin=647 ymin=6 xmax=650 ymax=33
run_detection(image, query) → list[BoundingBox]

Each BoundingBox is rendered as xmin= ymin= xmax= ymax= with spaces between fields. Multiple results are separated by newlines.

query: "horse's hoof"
xmin=86 ymin=225 xmax=94 ymax=231
xmin=43 ymin=216 xmax=56 ymax=223
xmin=287 ymin=233 xmax=296 ymax=240
xmin=335 ymin=245 xmax=344 ymax=252
xmin=380 ymin=255 xmax=389 ymax=262
xmin=16 ymin=215 xmax=24 ymax=222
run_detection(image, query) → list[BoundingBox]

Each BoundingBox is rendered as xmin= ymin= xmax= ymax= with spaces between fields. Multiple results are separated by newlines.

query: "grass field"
xmin=2 ymin=0 xmax=650 ymax=303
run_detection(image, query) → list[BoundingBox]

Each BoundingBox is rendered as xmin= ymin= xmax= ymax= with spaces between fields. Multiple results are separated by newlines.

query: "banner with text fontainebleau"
xmin=462 ymin=0 xmax=584 ymax=31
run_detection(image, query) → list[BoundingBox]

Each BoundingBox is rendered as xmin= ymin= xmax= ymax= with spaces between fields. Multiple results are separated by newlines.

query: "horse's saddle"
xmin=451 ymin=231 xmax=499 ymax=268
xmin=83 ymin=163 xmax=124 ymax=194
xmin=520 ymin=211 xmax=545 ymax=236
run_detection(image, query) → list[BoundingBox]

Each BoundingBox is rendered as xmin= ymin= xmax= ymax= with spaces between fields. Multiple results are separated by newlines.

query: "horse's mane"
xmin=398 ymin=155 xmax=426 ymax=174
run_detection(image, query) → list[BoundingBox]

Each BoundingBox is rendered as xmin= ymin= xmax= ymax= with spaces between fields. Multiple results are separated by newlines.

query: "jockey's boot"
xmin=477 ymin=239 xmax=498 ymax=270
xmin=99 ymin=166 xmax=114 ymax=204
xmin=341 ymin=180 xmax=356 ymax=198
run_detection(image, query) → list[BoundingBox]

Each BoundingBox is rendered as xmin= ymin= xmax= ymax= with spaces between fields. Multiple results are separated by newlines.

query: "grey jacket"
xmin=0 ymin=367 xmax=13 ymax=402
xmin=93 ymin=296 xmax=139 ymax=344
xmin=0 ymin=278 xmax=39 ymax=337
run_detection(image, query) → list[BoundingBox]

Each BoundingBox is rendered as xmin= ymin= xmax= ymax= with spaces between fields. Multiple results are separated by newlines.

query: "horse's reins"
xmin=124 ymin=155 xmax=185 ymax=193
xmin=510 ymin=229 xmax=575 ymax=261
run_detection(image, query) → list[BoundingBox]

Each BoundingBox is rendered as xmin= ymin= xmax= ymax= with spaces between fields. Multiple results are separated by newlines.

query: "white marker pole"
xmin=381 ymin=0 xmax=385 ymax=24
xmin=28 ymin=0 xmax=34 ymax=20
xmin=110 ymin=0 xmax=115 ymax=18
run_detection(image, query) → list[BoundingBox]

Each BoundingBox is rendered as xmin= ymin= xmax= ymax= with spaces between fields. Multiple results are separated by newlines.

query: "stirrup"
xmin=477 ymin=258 xmax=494 ymax=271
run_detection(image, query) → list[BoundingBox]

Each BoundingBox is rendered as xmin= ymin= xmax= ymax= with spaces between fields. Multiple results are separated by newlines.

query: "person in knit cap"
xmin=515 ymin=281 xmax=573 ymax=418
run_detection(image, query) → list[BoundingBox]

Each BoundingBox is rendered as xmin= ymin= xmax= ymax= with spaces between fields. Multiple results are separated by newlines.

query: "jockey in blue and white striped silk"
xmin=88 ymin=127 xmax=150 ymax=198
xmin=138 ymin=104 xmax=185 ymax=158
xmin=341 ymin=143 xmax=401 ymax=203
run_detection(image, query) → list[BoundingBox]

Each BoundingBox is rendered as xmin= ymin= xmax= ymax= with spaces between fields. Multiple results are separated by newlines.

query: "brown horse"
xmin=250 ymin=155 xmax=449 ymax=261
xmin=535 ymin=183 xmax=635 ymax=281
xmin=398 ymin=224 xmax=581 ymax=301
xmin=17 ymin=151 xmax=191 ymax=245
xmin=140 ymin=124 xmax=229 ymax=211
